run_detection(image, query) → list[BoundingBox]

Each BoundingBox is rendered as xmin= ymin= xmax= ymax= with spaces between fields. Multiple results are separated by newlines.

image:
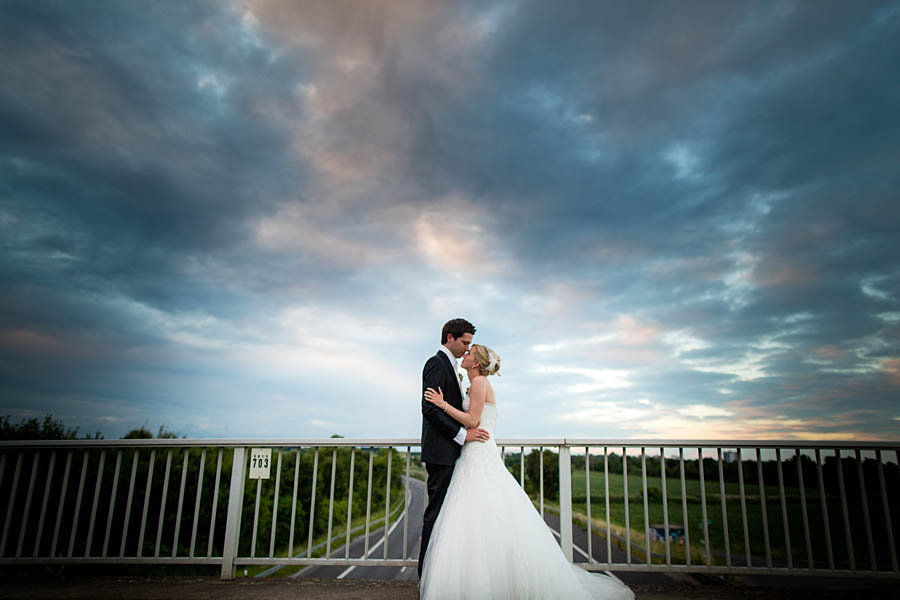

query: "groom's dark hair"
xmin=441 ymin=318 xmax=475 ymax=345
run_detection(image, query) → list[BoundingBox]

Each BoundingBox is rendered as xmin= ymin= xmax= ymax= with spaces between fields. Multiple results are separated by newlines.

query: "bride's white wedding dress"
xmin=419 ymin=395 xmax=634 ymax=600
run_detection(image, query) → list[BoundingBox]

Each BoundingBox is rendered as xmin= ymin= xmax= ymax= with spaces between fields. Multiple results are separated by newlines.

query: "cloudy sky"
xmin=2 ymin=1 xmax=899 ymax=442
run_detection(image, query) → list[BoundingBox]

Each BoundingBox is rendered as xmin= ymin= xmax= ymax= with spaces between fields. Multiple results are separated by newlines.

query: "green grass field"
xmin=566 ymin=468 xmax=892 ymax=570
xmin=572 ymin=468 xmax=761 ymax=501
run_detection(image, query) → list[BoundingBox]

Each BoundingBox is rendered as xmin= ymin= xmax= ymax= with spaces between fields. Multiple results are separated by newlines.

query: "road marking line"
xmin=336 ymin=487 xmax=412 ymax=579
xmin=289 ymin=480 xmax=420 ymax=579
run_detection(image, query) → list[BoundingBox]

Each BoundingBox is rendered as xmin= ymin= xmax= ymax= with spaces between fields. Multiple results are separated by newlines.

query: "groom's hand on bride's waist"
xmin=465 ymin=428 xmax=489 ymax=443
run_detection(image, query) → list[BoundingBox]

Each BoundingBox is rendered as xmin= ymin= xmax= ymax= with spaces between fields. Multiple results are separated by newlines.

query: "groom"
xmin=418 ymin=318 xmax=490 ymax=577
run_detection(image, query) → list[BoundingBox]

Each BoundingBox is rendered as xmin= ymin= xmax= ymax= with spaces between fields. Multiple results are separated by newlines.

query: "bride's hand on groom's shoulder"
xmin=424 ymin=387 xmax=447 ymax=410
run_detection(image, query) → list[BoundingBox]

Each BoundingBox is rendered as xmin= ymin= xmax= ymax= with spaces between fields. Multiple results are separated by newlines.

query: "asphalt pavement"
xmin=294 ymin=477 xmax=425 ymax=581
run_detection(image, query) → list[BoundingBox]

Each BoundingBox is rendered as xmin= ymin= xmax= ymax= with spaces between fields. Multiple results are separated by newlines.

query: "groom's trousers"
xmin=418 ymin=463 xmax=455 ymax=577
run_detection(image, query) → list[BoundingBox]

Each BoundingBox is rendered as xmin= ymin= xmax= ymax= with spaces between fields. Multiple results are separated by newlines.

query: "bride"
xmin=420 ymin=344 xmax=634 ymax=600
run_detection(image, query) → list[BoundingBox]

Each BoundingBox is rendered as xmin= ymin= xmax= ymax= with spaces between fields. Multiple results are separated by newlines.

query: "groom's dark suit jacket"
xmin=420 ymin=351 xmax=465 ymax=465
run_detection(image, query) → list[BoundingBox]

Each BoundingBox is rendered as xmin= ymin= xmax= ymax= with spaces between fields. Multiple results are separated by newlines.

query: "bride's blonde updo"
xmin=472 ymin=344 xmax=501 ymax=376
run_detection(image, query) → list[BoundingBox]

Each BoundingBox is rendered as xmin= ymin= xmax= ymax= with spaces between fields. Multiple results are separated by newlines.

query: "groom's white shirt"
xmin=438 ymin=346 xmax=467 ymax=446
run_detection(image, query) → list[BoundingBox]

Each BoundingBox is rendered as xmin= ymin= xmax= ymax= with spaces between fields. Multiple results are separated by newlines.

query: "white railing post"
xmin=220 ymin=447 xmax=246 ymax=580
xmin=559 ymin=445 xmax=573 ymax=562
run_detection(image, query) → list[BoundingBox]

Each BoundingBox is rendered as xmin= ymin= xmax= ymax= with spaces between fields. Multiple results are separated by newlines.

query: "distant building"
xmin=722 ymin=451 xmax=738 ymax=463
xmin=649 ymin=524 xmax=686 ymax=544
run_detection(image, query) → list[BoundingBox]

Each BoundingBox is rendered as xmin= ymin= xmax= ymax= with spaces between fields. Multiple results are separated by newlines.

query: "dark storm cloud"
xmin=0 ymin=0 xmax=314 ymax=408
xmin=1 ymin=1 xmax=307 ymax=278
xmin=448 ymin=2 xmax=900 ymax=358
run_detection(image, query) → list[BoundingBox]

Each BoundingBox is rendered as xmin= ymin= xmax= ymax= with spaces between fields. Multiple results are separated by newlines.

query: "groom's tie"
xmin=453 ymin=360 xmax=464 ymax=396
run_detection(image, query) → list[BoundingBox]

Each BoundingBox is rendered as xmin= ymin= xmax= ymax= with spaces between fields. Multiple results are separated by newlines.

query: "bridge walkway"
xmin=0 ymin=574 xmax=896 ymax=600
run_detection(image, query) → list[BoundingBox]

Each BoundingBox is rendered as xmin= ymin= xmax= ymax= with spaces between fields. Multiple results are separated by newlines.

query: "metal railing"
xmin=497 ymin=439 xmax=899 ymax=579
xmin=1 ymin=438 xmax=897 ymax=580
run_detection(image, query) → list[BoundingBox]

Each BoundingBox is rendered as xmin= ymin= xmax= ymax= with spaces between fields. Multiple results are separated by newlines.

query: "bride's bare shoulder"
xmin=472 ymin=376 xmax=496 ymax=403
xmin=470 ymin=376 xmax=489 ymax=395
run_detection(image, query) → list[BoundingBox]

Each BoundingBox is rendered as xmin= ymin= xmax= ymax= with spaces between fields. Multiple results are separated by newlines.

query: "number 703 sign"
xmin=249 ymin=448 xmax=272 ymax=479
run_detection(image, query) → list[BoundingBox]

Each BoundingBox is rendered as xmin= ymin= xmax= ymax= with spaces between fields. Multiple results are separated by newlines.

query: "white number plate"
xmin=249 ymin=448 xmax=271 ymax=479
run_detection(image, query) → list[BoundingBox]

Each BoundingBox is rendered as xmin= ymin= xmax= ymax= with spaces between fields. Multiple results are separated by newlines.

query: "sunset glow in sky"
xmin=2 ymin=1 xmax=899 ymax=441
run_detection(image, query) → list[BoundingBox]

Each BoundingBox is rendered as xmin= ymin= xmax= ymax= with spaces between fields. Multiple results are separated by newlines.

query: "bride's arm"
xmin=424 ymin=379 xmax=486 ymax=429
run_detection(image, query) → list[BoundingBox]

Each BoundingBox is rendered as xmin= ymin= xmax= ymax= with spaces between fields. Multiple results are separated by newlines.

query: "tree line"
xmin=501 ymin=447 xmax=899 ymax=502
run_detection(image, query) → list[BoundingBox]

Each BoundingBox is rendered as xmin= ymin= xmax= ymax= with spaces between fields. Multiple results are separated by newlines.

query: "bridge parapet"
xmin=1 ymin=438 xmax=897 ymax=580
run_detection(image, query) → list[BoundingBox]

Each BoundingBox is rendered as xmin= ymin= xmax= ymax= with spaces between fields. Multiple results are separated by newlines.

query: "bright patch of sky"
xmin=664 ymin=144 xmax=700 ymax=179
